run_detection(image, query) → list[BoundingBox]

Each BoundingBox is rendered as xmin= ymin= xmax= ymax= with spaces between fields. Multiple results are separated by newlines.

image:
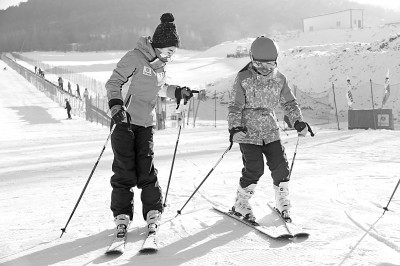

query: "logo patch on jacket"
xmin=143 ymin=66 xmax=152 ymax=76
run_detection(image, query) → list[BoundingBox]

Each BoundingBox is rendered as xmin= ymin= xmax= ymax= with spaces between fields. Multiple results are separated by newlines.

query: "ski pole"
xmin=288 ymin=135 xmax=300 ymax=179
xmin=289 ymin=124 xmax=315 ymax=179
xmin=163 ymin=123 xmax=182 ymax=207
xmin=382 ymin=178 xmax=400 ymax=215
xmin=176 ymin=142 xmax=233 ymax=217
xmin=277 ymin=119 xmax=289 ymax=136
xmin=60 ymin=95 xmax=131 ymax=238
xmin=164 ymin=90 xmax=205 ymax=206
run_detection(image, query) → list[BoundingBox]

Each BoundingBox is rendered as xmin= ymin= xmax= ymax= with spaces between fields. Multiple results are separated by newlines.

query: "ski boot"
xmin=146 ymin=210 xmax=161 ymax=235
xmin=231 ymin=184 xmax=257 ymax=222
xmin=274 ymin=181 xmax=292 ymax=223
xmin=114 ymin=214 xmax=130 ymax=238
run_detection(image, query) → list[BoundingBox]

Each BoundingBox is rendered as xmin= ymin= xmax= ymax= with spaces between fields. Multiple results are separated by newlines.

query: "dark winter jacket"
xmin=228 ymin=63 xmax=303 ymax=145
xmin=105 ymin=36 xmax=177 ymax=127
xmin=65 ymin=101 xmax=71 ymax=111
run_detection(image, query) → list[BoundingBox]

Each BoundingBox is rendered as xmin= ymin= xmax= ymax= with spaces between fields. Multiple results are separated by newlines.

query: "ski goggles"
xmin=252 ymin=60 xmax=277 ymax=69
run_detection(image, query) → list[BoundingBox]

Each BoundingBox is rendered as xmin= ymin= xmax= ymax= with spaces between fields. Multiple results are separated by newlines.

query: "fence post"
xmin=332 ymin=82 xmax=340 ymax=130
xmin=369 ymin=79 xmax=377 ymax=130
xmin=214 ymin=90 xmax=217 ymax=128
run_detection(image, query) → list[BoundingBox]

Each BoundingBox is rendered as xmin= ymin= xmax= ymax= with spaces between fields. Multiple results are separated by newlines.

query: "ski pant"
xmin=110 ymin=122 xmax=163 ymax=220
xmin=239 ymin=140 xmax=290 ymax=188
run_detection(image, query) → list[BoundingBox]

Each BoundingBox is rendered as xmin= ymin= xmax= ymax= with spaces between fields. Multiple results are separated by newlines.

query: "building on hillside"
xmin=303 ymin=9 xmax=363 ymax=32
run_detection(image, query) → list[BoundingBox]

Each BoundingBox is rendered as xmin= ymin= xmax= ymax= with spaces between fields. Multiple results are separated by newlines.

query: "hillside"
xmin=194 ymin=24 xmax=400 ymax=120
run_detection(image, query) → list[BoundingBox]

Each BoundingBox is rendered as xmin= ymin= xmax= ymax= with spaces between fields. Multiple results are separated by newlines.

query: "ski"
xmin=267 ymin=202 xmax=309 ymax=239
xmin=105 ymin=231 xmax=127 ymax=254
xmin=213 ymin=206 xmax=293 ymax=240
xmin=139 ymin=231 xmax=159 ymax=254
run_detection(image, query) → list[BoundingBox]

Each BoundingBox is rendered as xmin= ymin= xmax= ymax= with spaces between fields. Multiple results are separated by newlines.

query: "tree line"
xmin=0 ymin=0 xmax=397 ymax=52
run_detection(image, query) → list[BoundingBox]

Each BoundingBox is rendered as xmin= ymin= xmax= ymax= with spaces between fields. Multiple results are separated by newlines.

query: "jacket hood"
xmin=136 ymin=36 xmax=157 ymax=61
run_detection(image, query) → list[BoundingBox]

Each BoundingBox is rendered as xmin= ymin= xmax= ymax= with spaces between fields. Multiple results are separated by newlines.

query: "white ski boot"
xmin=114 ymin=214 xmax=130 ymax=237
xmin=232 ymin=184 xmax=257 ymax=222
xmin=146 ymin=210 xmax=161 ymax=234
xmin=274 ymin=181 xmax=292 ymax=222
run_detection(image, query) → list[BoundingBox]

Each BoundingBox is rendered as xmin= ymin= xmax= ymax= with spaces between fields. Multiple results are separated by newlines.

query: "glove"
xmin=229 ymin=127 xmax=247 ymax=142
xmin=197 ymin=90 xmax=207 ymax=101
xmin=294 ymin=120 xmax=314 ymax=137
xmin=110 ymin=104 xmax=126 ymax=124
xmin=175 ymin=86 xmax=193 ymax=109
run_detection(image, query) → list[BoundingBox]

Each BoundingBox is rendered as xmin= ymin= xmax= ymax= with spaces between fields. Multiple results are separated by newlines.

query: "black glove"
xmin=175 ymin=86 xmax=193 ymax=109
xmin=294 ymin=121 xmax=314 ymax=137
xmin=110 ymin=105 xmax=126 ymax=124
xmin=229 ymin=126 xmax=247 ymax=142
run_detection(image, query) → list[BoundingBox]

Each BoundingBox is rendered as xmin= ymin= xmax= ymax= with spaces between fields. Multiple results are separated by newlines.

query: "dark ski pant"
xmin=239 ymin=140 xmax=290 ymax=188
xmin=67 ymin=109 xmax=71 ymax=119
xmin=110 ymin=122 xmax=163 ymax=221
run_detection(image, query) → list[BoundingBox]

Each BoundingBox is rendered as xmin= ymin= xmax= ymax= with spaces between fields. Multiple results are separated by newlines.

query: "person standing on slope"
xmin=105 ymin=13 xmax=193 ymax=238
xmin=227 ymin=36 xmax=313 ymax=222
xmin=65 ymin=98 xmax=72 ymax=119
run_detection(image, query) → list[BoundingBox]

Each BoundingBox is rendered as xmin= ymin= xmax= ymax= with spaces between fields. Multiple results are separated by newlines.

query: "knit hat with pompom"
xmin=152 ymin=13 xmax=181 ymax=48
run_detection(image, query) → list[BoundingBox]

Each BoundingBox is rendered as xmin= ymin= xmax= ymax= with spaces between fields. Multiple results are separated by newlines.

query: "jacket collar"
xmin=135 ymin=36 xmax=166 ymax=70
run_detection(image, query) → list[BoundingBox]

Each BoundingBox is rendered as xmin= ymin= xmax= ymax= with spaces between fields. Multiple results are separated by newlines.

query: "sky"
xmin=1 ymin=23 xmax=400 ymax=265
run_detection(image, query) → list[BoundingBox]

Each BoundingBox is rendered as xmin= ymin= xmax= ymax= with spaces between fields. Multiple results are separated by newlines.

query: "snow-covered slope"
xmin=1 ymin=41 xmax=400 ymax=265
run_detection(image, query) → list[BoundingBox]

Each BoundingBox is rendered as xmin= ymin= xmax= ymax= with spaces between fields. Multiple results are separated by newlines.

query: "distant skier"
xmin=58 ymin=77 xmax=64 ymax=90
xmin=83 ymin=88 xmax=89 ymax=103
xmin=65 ymin=99 xmax=72 ymax=119
xmin=227 ymin=36 xmax=313 ymax=222
xmin=76 ymin=84 xmax=81 ymax=99
xmin=67 ymin=82 xmax=72 ymax=94
xmin=105 ymin=12 xmax=193 ymax=247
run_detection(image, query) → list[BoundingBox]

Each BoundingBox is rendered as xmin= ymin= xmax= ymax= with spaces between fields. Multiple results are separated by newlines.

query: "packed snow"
xmin=1 ymin=25 xmax=400 ymax=266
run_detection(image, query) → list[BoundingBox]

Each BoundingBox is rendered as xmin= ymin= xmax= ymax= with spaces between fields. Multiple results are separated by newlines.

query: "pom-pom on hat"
xmin=250 ymin=36 xmax=279 ymax=62
xmin=152 ymin=13 xmax=181 ymax=49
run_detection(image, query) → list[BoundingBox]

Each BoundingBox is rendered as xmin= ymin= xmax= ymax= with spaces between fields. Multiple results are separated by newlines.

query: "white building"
xmin=303 ymin=9 xmax=363 ymax=32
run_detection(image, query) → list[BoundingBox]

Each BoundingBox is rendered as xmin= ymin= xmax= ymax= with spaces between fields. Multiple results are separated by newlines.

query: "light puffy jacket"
xmin=228 ymin=63 xmax=303 ymax=145
xmin=105 ymin=36 xmax=177 ymax=127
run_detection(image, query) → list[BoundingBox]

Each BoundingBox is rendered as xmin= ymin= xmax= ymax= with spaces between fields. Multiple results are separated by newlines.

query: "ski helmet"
xmin=250 ymin=36 xmax=279 ymax=62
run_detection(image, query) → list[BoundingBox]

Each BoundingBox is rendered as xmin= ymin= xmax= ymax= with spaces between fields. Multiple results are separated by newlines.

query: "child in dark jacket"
xmin=65 ymin=99 xmax=72 ymax=119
